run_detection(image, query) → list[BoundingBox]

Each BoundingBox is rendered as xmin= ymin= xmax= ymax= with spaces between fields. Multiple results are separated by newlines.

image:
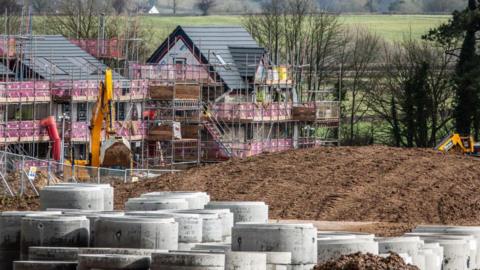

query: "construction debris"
xmin=314 ymin=253 xmax=419 ymax=270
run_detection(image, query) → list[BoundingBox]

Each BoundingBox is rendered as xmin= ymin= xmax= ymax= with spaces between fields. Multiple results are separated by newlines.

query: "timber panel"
xmin=149 ymin=84 xmax=200 ymax=100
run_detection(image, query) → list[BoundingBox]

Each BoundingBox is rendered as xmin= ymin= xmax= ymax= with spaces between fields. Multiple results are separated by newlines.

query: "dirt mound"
xmin=114 ymin=146 xmax=480 ymax=226
xmin=314 ymin=253 xmax=419 ymax=270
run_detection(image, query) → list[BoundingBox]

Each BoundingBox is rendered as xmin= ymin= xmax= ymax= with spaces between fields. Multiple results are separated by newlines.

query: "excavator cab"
xmin=435 ymin=134 xmax=477 ymax=155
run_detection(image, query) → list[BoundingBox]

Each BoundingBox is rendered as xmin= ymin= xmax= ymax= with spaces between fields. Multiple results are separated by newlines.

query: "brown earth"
xmin=314 ymin=253 xmax=419 ymax=270
xmin=113 ymin=146 xmax=480 ymax=226
xmin=3 ymin=146 xmax=480 ymax=236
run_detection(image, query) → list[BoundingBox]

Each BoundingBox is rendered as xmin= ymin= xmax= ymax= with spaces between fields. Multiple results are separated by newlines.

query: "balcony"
xmin=292 ymin=101 xmax=340 ymax=124
xmin=67 ymin=121 xmax=146 ymax=142
xmin=0 ymin=81 xmax=51 ymax=103
xmin=0 ymin=121 xmax=49 ymax=143
xmin=212 ymin=102 xmax=293 ymax=122
xmin=131 ymin=64 xmax=212 ymax=83
xmin=51 ymin=80 xmax=148 ymax=102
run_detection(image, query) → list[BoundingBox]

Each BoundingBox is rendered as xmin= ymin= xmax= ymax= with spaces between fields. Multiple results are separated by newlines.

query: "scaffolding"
xmin=0 ymin=31 xmax=340 ymax=170
xmin=132 ymin=58 xmax=341 ymax=167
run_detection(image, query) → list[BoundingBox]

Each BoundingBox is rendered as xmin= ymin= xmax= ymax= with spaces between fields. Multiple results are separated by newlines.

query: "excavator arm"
xmin=90 ymin=69 xmax=115 ymax=167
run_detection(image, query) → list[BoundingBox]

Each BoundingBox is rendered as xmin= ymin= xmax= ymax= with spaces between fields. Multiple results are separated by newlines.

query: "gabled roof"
xmin=148 ymin=26 xmax=265 ymax=90
xmin=2 ymin=35 xmax=123 ymax=81
xmin=229 ymin=46 xmax=265 ymax=79
xmin=149 ymin=6 xmax=160 ymax=14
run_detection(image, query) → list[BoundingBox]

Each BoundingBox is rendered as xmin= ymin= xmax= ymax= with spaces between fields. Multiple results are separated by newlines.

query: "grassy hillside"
xmin=143 ymin=14 xmax=450 ymax=49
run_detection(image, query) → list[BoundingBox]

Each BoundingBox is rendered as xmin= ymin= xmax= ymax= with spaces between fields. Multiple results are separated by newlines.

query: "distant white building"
xmin=148 ymin=6 xmax=160 ymax=14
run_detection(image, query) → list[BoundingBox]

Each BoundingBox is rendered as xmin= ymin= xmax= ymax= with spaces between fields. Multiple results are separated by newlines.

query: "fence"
xmin=0 ymin=151 xmax=179 ymax=197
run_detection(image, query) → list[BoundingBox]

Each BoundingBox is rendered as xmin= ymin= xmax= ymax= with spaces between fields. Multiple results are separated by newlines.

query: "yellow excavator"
xmin=435 ymin=133 xmax=480 ymax=156
xmin=73 ymin=68 xmax=133 ymax=169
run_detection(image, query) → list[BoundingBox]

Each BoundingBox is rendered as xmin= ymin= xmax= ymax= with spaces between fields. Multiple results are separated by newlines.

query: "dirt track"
xmin=115 ymin=146 xmax=480 ymax=226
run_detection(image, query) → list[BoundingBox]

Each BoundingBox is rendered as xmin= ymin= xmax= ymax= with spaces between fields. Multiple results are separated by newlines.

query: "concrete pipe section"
xmin=141 ymin=192 xmax=210 ymax=209
xmin=232 ymin=223 xmax=318 ymax=266
xmin=176 ymin=209 xmax=233 ymax=242
xmin=377 ymin=237 xmax=423 ymax=267
xmin=265 ymin=252 xmax=292 ymax=270
xmin=172 ymin=211 xmax=223 ymax=243
xmin=93 ymin=216 xmax=178 ymax=250
xmin=54 ymin=183 xmax=114 ymax=211
xmin=0 ymin=211 xmax=61 ymax=270
xmin=192 ymin=243 xmax=232 ymax=252
xmin=77 ymin=254 xmax=151 ymax=270
xmin=426 ymin=238 xmax=471 ymax=270
xmin=62 ymin=211 xmax=125 ymax=245
xmin=414 ymin=225 xmax=480 ymax=268
xmin=13 ymin=261 xmax=77 ymax=270
xmin=20 ymin=215 xmax=89 ymax=260
xmin=225 ymin=251 xmax=267 ymax=270
xmin=150 ymin=252 xmax=225 ymax=270
xmin=28 ymin=247 xmax=79 ymax=261
xmin=40 ymin=186 xmax=105 ymax=211
xmin=125 ymin=197 xmax=189 ymax=211
xmin=205 ymin=201 xmax=269 ymax=224
xmin=317 ymin=238 xmax=379 ymax=263
xmin=126 ymin=211 xmax=203 ymax=244
xmin=406 ymin=232 xmax=477 ymax=270
xmin=78 ymin=248 xmax=167 ymax=256
xmin=317 ymin=231 xmax=375 ymax=240
xmin=422 ymin=243 xmax=444 ymax=270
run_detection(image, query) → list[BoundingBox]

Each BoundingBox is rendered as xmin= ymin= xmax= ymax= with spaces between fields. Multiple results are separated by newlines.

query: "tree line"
xmin=0 ymin=0 xmax=468 ymax=15
xmin=244 ymin=0 xmax=475 ymax=148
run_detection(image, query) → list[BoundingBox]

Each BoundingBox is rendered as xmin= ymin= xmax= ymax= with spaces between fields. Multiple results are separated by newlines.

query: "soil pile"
xmin=314 ymin=253 xmax=419 ymax=270
xmin=114 ymin=146 xmax=480 ymax=225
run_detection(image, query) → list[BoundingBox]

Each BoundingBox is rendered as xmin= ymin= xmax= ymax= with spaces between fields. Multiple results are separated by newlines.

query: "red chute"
xmin=40 ymin=116 xmax=61 ymax=161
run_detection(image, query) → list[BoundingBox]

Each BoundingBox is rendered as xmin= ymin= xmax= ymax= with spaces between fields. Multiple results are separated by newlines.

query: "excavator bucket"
xmin=100 ymin=137 xmax=132 ymax=169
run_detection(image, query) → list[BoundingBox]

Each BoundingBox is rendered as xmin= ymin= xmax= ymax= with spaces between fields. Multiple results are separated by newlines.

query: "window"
xmin=213 ymin=53 xmax=227 ymax=65
xmin=77 ymin=103 xmax=87 ymax=122
xmin=174 ymin=58 xmax=186 ymax=76
xmin=116 ymin=102 xmax=126 ymax=121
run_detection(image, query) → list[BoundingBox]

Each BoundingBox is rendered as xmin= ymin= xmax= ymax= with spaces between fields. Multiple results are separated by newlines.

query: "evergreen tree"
xmin=424 ymin=0 xmax=480 ymax=136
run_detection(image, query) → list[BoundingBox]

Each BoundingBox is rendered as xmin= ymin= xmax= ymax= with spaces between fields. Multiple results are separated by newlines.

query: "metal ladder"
xmin=203 ymin=112 xmax=233 ymax=158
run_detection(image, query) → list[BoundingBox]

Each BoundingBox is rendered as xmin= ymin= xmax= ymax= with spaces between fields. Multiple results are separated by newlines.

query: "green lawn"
xmin=143 ymin=14 xmax=450 ymax=45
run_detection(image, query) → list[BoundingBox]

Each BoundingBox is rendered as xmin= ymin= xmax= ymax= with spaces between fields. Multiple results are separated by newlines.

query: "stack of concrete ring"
xmin=3 ymin=183 xmax=476 ymax=270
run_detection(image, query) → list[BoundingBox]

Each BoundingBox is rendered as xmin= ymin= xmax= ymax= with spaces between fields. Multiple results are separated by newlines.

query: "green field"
xmin=340 ymin=14 xmax=451 ymax=41
xmin=143 ymin=14 xmax=450 ymax=45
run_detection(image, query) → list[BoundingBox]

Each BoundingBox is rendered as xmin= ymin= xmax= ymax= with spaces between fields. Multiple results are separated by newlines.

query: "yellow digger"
xmin=72 ymin=68 xmax=133 ymax=169
xmin=435 ymin=133 xmax=480 ymax=156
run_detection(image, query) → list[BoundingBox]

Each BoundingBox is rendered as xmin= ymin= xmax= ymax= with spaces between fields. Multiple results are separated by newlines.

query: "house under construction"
xmin=0 ymin=26 xmax=340 ymax=169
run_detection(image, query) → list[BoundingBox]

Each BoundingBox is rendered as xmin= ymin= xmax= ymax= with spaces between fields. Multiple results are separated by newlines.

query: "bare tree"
xmin=172 ymin=0 xmax=178 ymax=15
xmin=112 ymin=0 xmax=127 ymax=14
xmin=341 ymin=28 xmax=382 ymax=144
xmin=0 ymin=0 xmax=22 ymax=35
xmin=243 ymin=0 xmax=285 ymax=64
xmin=196 ymin=0 xmax=216 ymax=16
xmin=0 ymin=0 xmax=21 ymax=14
xmin=42 ymin=0 xmax=154 ymax=62
xmin=366 ymin=39 xmax=454 ymax=147
xmin=31 ymin=0 xmax=50 ymax=14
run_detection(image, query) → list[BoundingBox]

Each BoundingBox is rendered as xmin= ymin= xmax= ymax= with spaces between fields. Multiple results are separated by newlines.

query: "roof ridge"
xmin=180 ymin=25 xmax=246 ymax=28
